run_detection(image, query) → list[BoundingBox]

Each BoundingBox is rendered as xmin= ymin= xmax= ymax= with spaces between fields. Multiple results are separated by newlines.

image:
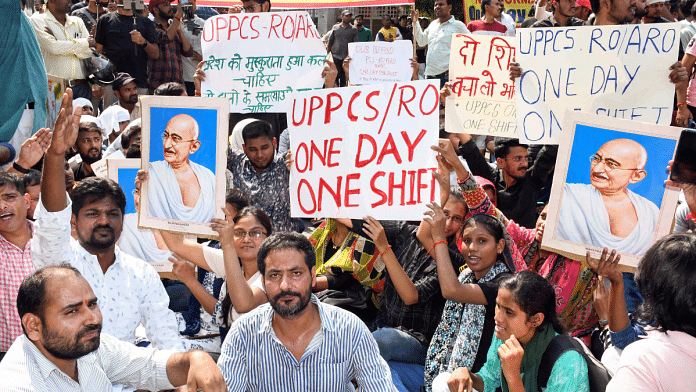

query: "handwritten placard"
xmin=515 ymin=23 xmax=679 ymax=144
xmin=347 ymin=41 xmax=413 ymax=85
xmin=288 ymin=80 xmax=440 ymax=219
xmin=201 ymin=11 xmax=326 ymax=113
xmin=446 ymin=34 xmax=517 ymax=137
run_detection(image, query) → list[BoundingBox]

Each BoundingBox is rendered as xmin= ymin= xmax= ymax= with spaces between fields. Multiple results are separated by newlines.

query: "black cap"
xmin=112 ymin=72 xmax=138 ymax=91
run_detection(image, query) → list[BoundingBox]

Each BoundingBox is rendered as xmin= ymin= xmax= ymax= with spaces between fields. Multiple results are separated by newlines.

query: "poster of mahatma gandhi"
xmin=543 ymin=111 xmax=681 ymax=269
xmin=138 ymin=96 xmax=229 ymax=237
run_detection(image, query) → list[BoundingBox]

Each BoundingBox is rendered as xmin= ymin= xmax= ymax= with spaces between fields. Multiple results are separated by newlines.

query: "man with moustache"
xmin=532 ymin=0 xmax=587 ymax=26
xmin=228 ymin=120 xmax=300 ymax=232
xmin=147 ymin=113 xmax=215 ymax=223
xmin=0 ymin=265 xmax=226 ymax=391
xmin=70 ymin=121 xmax=103 ymax=182
xmin=354 ymin=14 xmax=373 ymax=42
xmin=111 ymin=73 xmax=141 ymax=122
xmin=557 ymin=139 xmax=659 ymax=256
xmin=32 ymin=91 xmax=186 ymax=352
xmin=456 ymin=136 xmax=558 ymax=229
xmin=217 ymin=233 xmax=394 ymax=392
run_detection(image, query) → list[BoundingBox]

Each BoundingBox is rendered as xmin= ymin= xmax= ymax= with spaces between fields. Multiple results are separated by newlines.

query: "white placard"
xmin=348 ymin=41 xmax=413 ymax=85
xmin=201 ymin=11 xmax=326 ymax=113
xmin=446 ymin=34 xmax=517 ymax=137
xmin=516 ymin=23 xmax=679 ymax=144
xmin=288 ymin=80 xmax=440 ymax=219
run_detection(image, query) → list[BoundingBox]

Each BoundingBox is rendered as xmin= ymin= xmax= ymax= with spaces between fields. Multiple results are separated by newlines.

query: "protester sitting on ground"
xmin=433 ymin=139 xmax=602 ymax=342
xmin=416 ymin=210 xmax=516 ymax=392
xmin=605 ymin=233 xmax=696 ymax=391
xmin=32 ymin=90 xmax=186 ymax=352
xmin=216 ymin=232 xmax=395 ymax=391
xmin=436 ymin=271 xmax=590 ymax=392
xmin=0 ymin=172 xmax=35 ymax=359
xmin=335 ymin=185 xmax=471 ymax=366
xmin=0 ymin=265 xmax=227 ymax=391
xmin=160 ymin=206 xmax=271 ymax=330
xmin=176 ymin=189 xmax=251 ymax=350
xmin=72 ymin=97 xmax=93 ymax=115
xmin=309 ymin=217 xmax=386 ymax=324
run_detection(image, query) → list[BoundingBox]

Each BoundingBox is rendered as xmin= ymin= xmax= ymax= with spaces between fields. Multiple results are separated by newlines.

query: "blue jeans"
xmin=389 ymin=361 xmax=425 ymax=392
xmin=372 ymin=327 xmax=427 ymax=365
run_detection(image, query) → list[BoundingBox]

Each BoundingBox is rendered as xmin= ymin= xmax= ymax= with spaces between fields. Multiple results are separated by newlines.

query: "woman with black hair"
xmin=438 ymin=271 xmax=590 ymax=392
xmin=607 ymin=233 xmax=696 ymax=391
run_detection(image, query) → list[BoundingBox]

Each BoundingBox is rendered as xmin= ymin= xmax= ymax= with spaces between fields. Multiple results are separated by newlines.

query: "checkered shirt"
xmin=0 ymin=221 xmax=34 ymax=352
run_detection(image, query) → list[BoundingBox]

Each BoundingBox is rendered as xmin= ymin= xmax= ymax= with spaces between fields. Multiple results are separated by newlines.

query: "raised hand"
xmin=423 ymin=202 xmax=448 ymax=242
xmin=171 ymin=253 xmax=196 ymax=285
xmin=210 ymin=206 xmax=236 ymax=243
xmin=16 ymin=128 xmax=52 ymax=169
xmin=193 ymin=60 xmax=207 ymax=95
xmin=48 ymin=89 xmax=81 ymax=156
xmin=586 ymin=247 xmax=622 ymax=284
xmin=362 ymin=216 xmax=390 ymax=253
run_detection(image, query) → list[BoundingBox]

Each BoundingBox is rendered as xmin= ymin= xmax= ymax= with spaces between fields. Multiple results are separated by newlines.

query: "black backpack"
xmin=537 ymin=334 xmax=612 ymax=392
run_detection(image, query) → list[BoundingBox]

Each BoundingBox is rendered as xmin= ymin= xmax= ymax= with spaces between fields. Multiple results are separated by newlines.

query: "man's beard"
xmin=83 ymin=224 xmax=117 ymax=249
xmin=82 ymin=150 xmax=102 ymax=164
xmin=124 ymin=94 xmax=138 ymax=105
xmin=250 ymin=158 xmax=272 ymax=171
xmin=269 ymin=289 xmax=311 ymax=318
xmin=43 ymin=323 xmax=102 ymax=360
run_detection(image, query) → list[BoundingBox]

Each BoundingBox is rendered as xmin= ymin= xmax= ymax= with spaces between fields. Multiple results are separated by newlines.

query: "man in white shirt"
xmin=0 ymin=265 xmax=226 ymax=392
xmin=30 ymin=0 xmax=95 ymax=100
xmin=31 ymin=90 xmax=185 ymax=352
xmin=411 ymin=0 xmax=469 ymax=87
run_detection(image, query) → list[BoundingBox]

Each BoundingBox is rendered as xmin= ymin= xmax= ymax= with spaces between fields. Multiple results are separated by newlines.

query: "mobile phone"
xmin=670 ymin=129 xmax=696 ymax=185
xmin=179 ymin=0 xmax=188 ymax=5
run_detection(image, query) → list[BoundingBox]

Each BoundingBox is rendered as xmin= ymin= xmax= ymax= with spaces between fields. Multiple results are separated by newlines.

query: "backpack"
xmin=537 ymin=334 xmax=612 ymax=392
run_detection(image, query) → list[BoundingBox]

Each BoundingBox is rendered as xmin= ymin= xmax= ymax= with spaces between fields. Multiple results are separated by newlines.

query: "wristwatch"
xmin=140 ymin=40 xmax=148 ymax=49
xmin=598 ymin=319 xmax=609 ymax=328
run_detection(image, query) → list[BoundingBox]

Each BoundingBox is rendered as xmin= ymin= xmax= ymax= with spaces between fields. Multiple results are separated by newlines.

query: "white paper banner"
xmin=201 ymin=11 xmax=326 ymax=113
xmin=288 ymin=80 xmax=440 ymax=219
xmin=446 ymin=34 xmax=517 ymax=137
xmin=515 ymin=23 xmax=679 ymax=144
xmin=347 ymin=41 xmax=413 ymax=85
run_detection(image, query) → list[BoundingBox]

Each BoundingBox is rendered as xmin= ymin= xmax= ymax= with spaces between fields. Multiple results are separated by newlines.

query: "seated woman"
xmin=161 ymin=206 xmax=271 ymax=337
xmin=435 ymin=271 xmax=590 ymax=392
xmin=433 ymin=140 xmax=601 ymax=342
xmin=309 ymin=217 xmax=386 ymax=324
xmin=419 ymin=210 xmax=516 ymax=392
xmin=607 ymin=233 xmax=696 ymax=391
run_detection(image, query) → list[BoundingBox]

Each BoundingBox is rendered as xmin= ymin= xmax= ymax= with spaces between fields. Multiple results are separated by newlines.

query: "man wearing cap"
xmin=532 ymin=0 xmax=586 ymax=26
xmin=30 ymin=0 xmax=96 ymax=100
xmin=327 ymin=10 xmax=358 ymax=87
xmin=643 ymin=0 xmax=672 ymax=22
xmin=112 ymin=73 xmax=141 ymax=122
xmin=575 ymin=0 xmax=593 ymax=20
xmin=95 ymin=0 xmax=159 ymax=107
xmin=148 ymin=0 xmax=194 ymax=91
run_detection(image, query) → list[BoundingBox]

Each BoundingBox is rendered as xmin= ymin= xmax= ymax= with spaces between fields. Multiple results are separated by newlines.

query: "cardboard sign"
xmin=288 ymin=80 xmax=440 ymax=219
xmin=139 ymin=96 xmax=229 ymax=238
xmin=201 ymin=11 xmax=326 ymax=113
xmin=446 ymin=34 xmax=517 ymax=137
xmin=542 ymin=110 xmax=680 ymax=269
xmin=515 ymin=23 xmax=680 ymax=144
xmin=348 ymin=41 xmax=413 ymax=85
xmin=463 ymin=0 xmax=533 ymax=27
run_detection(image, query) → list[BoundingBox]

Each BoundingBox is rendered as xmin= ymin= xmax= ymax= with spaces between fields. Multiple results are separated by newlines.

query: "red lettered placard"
xmin=288 ymin=80 xmax=440 ymax=219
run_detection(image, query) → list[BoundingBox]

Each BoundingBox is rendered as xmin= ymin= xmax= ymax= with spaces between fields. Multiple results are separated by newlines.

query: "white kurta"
xmin=119 ymin=213 xmax=172 ymax=265
xmin=147 ymin=160 xmax=216 ymax=223
xmin=557 ymin=183 xmax=659 ymax=256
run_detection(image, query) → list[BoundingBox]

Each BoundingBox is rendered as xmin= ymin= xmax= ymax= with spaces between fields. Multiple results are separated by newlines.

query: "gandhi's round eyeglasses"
xmin=162 ymin=132 xmax=195 ymax=146
xmin=589 ymin=155 xmax=638 ymax=171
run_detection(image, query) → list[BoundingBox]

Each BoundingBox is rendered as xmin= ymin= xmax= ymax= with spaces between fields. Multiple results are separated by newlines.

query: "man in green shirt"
xmin=354 ymin=14 xmax=372 ymax=42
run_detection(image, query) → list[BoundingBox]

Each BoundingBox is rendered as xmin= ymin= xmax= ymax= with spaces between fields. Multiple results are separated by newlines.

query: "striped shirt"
xmin=217 ymin=295 xmax=396 ymax=392
xmin=0 ymin=333 xmax=174 ymax=392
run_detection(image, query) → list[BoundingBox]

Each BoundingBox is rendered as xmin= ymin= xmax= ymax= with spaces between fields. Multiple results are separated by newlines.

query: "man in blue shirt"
xmin=217 ymin=232 xmax=395 ymax=392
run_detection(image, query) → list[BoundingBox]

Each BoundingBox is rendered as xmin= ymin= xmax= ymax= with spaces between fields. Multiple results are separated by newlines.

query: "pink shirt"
xmin=687 ymin=40 xmax=696 ymax=107
xmin=0 ymin=221 xmax=34 ymax=352
xmin=608 ymin=330 xmax=696 ymax=392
